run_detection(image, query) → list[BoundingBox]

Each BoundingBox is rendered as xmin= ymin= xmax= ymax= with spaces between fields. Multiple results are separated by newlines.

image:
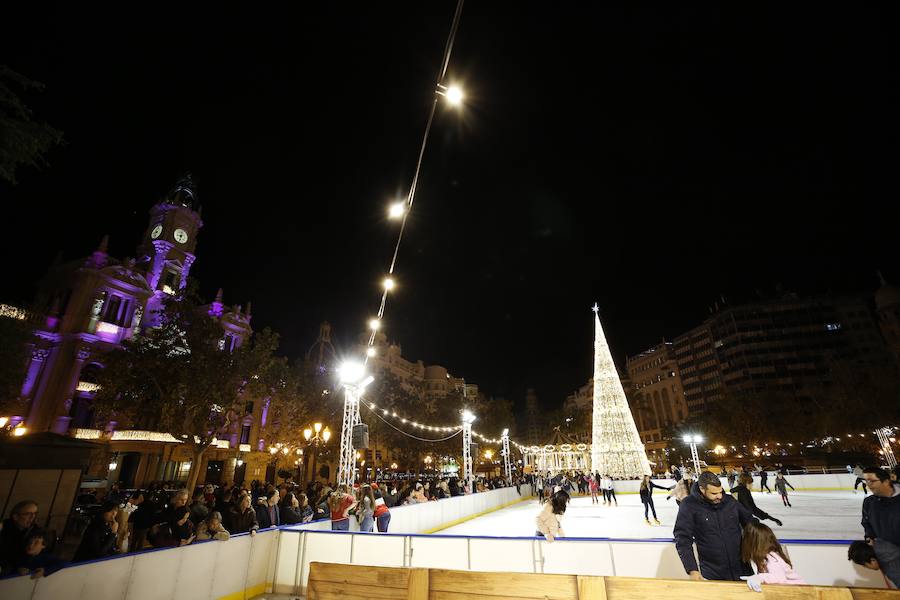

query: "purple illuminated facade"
xmin=15 ymin=178 xmax=252 ymax=435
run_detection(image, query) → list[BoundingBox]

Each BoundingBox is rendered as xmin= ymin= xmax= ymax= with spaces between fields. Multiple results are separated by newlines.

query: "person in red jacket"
xmin=373 ymin=486 xmax=391 ymax=532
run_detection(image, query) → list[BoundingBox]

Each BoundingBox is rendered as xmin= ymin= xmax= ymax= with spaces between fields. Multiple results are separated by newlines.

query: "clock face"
xmin=174 ymin=228 xmax=188 ymax=244
xmin=150 ymin=224 xmax=163 ymax=239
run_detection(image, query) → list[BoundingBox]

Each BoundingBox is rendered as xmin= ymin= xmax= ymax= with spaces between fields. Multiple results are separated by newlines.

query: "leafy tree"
xmin=0 ymin=66 xmax=63 ymax=184
xmin=93 ymin=283 xmax=300 ymax=490
xmin=0 ymin=309 xmax=33 ymax=418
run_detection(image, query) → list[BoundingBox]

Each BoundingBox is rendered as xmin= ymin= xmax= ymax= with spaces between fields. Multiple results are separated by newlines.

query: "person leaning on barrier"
xmin=674 ymin=471 xmax=758 ymax=581
xmin=0 ymin=500 xmax=39 ymax=575
xmin=849 ymin=539 xmax=900 ymax=588
xmin=536 ymin=490 xmax=569 ymax=543
xmin=73 ymin=502 xmax=119 ymax=562
xmin=230 ymin=494 xmax=259 ymax=536
xmin=13 ymin=528 xmax=66 ymax=578
xmin=196 ymin=512 xmax=230 ymax=541
xmin=862 ymin=466 xmax=900 ymax=547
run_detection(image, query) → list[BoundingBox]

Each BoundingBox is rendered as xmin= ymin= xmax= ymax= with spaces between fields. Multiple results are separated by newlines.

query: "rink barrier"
xmin=271 ymin=531 xmax=887 ymax=594
xmin=0 ymin=528 xmax=886 ymax=600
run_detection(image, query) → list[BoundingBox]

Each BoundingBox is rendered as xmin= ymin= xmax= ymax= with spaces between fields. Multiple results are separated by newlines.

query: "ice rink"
xmin=439 ymin=489 xmax=869 ymax=540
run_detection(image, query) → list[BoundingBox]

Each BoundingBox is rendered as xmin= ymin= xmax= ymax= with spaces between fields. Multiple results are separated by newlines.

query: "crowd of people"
xmin=0 ymin=473 xmax=523 ymax=579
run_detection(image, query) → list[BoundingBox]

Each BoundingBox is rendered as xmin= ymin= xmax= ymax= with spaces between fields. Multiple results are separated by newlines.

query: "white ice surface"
xmin=437 ymin=489 xmax=869 ymax=541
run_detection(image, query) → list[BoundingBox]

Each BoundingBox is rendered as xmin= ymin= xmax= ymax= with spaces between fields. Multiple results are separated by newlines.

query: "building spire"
xmin=88 ymin=234 xmax=110 ymax=268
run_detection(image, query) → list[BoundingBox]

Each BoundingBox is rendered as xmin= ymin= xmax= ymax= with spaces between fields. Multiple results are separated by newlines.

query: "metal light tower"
xmin=501 ymin=428 xmax=512 ymax=484
xmin=683 ymin=434 xmax=703 ymax=476
xmin=337 ymin=362 xmax=374 ymax=487
xmin=876 ymin=427 xmax=897 ymax=469
xmin=462 ymin=410 xmax=476 ymax=492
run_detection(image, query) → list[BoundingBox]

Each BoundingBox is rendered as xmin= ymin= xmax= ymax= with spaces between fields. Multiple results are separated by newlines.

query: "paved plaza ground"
xmin=439 ymin=489 xmax=869 ymax=540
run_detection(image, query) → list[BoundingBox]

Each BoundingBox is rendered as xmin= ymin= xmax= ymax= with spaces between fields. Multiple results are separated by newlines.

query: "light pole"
xmin=876 ymin=427 xmax=898 ymax=469
xmin=501 ymin=428 xmax=512 ymax=484
xmin=462 ymin=410 xmax=476 ymax=492
xmin=303 ymin=422 xmax=331 ymax=485
xmin=337 ymin=361 xmax=374 ymax=487
xmin=682 ymin=434 xmax=703 ymax=476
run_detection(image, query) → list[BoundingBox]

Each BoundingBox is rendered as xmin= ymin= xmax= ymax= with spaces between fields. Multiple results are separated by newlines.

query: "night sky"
xmin=1 ymin=3 xmax=896 ymax=411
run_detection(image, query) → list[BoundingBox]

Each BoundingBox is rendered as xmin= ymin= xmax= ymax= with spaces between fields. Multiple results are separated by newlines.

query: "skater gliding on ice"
xmin=731 ymin=473 xmax=783 ymax=526
xmin=775 ymin=473 xmax=795 ymax=507
xmin=640 ymin=475 xmax=673 ymax=525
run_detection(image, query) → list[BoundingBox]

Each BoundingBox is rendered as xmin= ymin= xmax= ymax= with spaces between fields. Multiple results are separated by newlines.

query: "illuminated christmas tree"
xmin=590 ymin=304 xmax=652 ymax=478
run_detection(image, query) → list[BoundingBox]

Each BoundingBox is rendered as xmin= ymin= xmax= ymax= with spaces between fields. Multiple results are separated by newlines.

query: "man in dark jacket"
xmin=0 ymin=500 xmax=39 ymax=575
xmin=674 ymin=471 xmax=758 ymax=581
xmin=73 ymin=502 xmax=118 ymax=562
xmin=862 ymin=466 xmax=900 ymax=546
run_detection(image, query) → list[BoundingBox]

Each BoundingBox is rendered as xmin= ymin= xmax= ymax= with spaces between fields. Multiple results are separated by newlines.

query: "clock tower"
xmin=138 ymin=175 xmax=203 ymax=321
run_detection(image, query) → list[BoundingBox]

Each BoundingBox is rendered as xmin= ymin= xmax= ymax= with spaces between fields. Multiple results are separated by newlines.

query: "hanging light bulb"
xmin=369 ymin=318 xmax=380 ymax=331
xmin=388 ymin=202 xmax=406 ymax=219
xmin=367 ymin=347 xmax=376 ymax=357
xmin=445 ymin=85 xmax=464 ymax=106
xmin=383 ymin=278 xmax=395 ymax=291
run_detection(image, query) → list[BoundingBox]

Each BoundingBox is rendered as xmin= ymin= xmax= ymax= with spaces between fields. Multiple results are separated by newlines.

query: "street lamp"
xmin=682 ymin=434 xmax=703 ymax=476
xmin=337 ymin=360 xmax=374 ymax=486
xmin=303 ymin=422 xmax=331 ymax=485
xmin=461 ymin=410 xmax=476 ymax=492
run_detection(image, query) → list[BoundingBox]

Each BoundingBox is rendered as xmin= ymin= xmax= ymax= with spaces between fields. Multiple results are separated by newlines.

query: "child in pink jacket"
xmin=741 ymin=521 xmax=806 ymax=590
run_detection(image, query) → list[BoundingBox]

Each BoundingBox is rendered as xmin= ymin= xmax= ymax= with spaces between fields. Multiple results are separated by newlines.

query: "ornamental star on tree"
xmin=93 ymin=282 xmax=303 ymax=490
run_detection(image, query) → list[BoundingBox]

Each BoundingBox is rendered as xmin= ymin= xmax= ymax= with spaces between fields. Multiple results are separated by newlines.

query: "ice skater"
xmin=759 ymin=470 xmax=772 ymax=494
xmin=774 ymin=473 xmax=795 ymax=507
xmin=731 ymin=473 xmax=782 ymax=526
xmin=604 ymin=475 xmax=618 ymax=506
xmin=640 ymin=475 xmax=673 ymax=525
xmin=853 ymin=465 xmax=868 ymax=495
xmin=589 ymin=473 xmax=600 ymax=504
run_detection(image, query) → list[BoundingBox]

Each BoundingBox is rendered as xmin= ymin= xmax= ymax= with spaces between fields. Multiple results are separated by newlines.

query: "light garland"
xmin=362 ymin=400 xmax=461 ymax=433
xmin=359 ymin=0 xmax=467 ymax=365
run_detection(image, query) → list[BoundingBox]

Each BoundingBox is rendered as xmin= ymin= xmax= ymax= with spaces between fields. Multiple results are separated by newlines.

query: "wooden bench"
xmin=306 ymin=561 xmax=898 ymax=600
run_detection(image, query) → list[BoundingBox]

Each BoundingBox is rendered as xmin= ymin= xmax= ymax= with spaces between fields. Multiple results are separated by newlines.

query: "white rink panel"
xmin=210 ymin=534 xmax=254 ymax=600
xmin=125 ymin=548 xmax=181 ymax=600
xmin=610 ymin=541 xmax=687 ymax=579
xmin=30 ymin=557 xmax=90 ymax=600
xmin=1 ymin=574 xmax=36 ymax=600
xmin=273 ymin=531 xmax=301 ymax=592
xmin=351 ymin=532 xmax=407 ymax=567
xmin=299 ymin=532 xmax=353 ymax=588
xmin=173 ymin=541 xmax=221 ymax=600
xmin=542 ymin=539 xmax=615 ymax=575
xmin=469 ymin=537 xmax=535 ymax=573
xmin=783 ymin=542 xmax=883 ymax=588
xmin=246 ymin=529 xmax=277 ymax=592
xmin=409 ymin=535 xmax=470 ymax=570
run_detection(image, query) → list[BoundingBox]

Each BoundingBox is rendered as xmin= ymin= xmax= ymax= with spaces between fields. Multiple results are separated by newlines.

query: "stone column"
xmin=222 ymin=456 xmax=236 ymax=486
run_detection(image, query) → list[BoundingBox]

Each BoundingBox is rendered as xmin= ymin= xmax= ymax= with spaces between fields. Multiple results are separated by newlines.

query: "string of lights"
xmin=362 ymin=0 xmax=466 ymax=365
xmin=361 ymin=401 xmax=463 ymax=443
xmin=361 ymin=399 xmax=462 ymax=433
